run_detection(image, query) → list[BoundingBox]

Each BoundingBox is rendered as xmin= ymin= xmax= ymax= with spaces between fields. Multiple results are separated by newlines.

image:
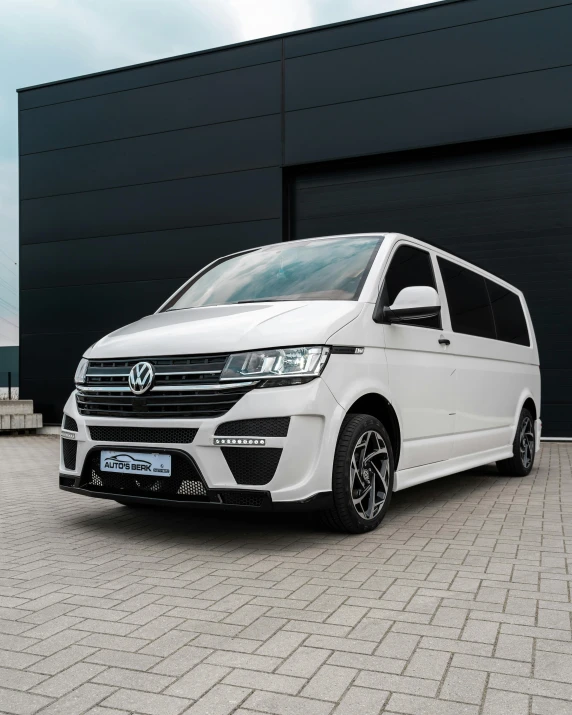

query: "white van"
xmin=60 ymin=233 xmax=541 ymax=533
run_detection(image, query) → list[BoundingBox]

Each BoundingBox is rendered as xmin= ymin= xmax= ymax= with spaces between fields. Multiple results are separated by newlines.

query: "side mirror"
xmin=382 ymin=286 xmax=441 ymax=324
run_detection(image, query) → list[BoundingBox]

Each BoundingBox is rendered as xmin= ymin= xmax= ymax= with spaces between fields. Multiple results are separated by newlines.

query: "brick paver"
xmin=0 ymin=435 xmax=570 ymax=714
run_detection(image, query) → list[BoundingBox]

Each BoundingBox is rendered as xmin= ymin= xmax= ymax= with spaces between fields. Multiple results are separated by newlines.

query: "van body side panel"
xmin=450 ymin=352 xmax=537 ymax=458
xmin=382 ymin=323 xmax=456 ymax=469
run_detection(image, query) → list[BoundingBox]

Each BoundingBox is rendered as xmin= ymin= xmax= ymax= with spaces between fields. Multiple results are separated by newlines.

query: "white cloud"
xmin=214 ymin=0 xmax=315 ymax=41
xmin=0 ymin=0 xmax=440 ymax=348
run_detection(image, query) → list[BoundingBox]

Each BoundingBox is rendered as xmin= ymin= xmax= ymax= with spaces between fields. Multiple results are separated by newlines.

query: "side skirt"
xmin=394 ymin=446 xmax=513 ymax=491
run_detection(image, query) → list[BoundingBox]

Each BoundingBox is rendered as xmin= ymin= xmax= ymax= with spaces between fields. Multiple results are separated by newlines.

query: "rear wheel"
xmin=496 ymin=408 xmax=535 ymax=477
xmin=320 ymin=413 xmax=394 ymax=534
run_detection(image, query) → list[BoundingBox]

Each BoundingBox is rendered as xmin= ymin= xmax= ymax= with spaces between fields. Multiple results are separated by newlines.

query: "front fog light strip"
xmin=214 ymin=437 xmax=266 ymax=446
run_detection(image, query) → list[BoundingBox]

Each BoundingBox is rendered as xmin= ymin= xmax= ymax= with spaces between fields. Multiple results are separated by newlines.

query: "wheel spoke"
xmin=371 ymin=459 xmax=389 ymax=491
xmin=364 ymin=447 xmax=388 ymax=461
xmin=353 ymin=484 xmax=372 ymax=514
xmin=366 ymin=484 xmax=376 ymax=519
xmin=357 ymin=432 xmax=371 ymax=472
xmin=350 ymin=453 xmax=360 ymax=492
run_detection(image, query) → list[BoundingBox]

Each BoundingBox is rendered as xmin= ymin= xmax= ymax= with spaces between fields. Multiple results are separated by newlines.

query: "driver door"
xmin=380 ymin=244 xmax=455 ymax=470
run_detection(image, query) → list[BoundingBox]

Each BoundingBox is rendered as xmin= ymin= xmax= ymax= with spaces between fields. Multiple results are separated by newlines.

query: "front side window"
xmin=380 ymin=245 xmax=441 ymax=329
xmin=438 ymin=258 xmax=495 ymax=339
xmin=486 ymin=279 xmax=530 ymax=346
xmin=164 ymin=236 xmax=383 ymax=310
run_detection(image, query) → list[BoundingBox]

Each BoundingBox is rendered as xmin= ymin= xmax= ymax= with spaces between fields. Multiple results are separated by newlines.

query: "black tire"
xmin=496 ymin=408 xmax=535 ymax=477
xmin=320 ymin=413 xmax=394 ymax=534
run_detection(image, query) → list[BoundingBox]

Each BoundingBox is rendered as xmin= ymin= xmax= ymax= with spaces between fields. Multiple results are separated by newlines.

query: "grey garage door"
xmin=290 ymin=131 xmax=572 ymax=438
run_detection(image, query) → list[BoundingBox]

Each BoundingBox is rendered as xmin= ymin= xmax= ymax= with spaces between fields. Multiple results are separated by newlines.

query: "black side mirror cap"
xmin=374 ymin=304 xmax=441 ymax=324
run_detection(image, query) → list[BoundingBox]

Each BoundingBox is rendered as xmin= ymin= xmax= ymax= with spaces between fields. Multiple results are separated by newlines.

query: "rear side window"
xmin=438 ymin=258 xmax=495 ymax=339
xmin=381 ymin=245 xmax=440 ymax=329
xmin=486 ymin=280 xmax=530 ymax=346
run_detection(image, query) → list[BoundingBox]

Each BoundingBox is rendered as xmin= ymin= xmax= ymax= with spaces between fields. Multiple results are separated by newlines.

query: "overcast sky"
xmin=0 ymin=0 xmax=439 ymax=346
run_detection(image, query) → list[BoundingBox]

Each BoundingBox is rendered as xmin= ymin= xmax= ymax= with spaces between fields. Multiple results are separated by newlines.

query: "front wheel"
xmin=320 ymin=413 xmax=394 ymax=534
xmin=497 ymin=408 xmax=535 ymax=477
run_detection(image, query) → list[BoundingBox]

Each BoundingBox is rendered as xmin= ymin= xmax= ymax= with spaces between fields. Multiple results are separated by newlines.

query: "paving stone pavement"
xmin=0 ymin=435 xmax=571 ymax=715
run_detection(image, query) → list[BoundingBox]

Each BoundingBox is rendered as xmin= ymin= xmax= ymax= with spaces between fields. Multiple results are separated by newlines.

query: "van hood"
xmin=86 ymin=301 xmax=364 ymax=359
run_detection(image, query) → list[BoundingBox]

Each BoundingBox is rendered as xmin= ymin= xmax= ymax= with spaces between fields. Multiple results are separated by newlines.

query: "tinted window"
xmin=438 ymin=258 xmax=495 ymax=339
xmin=165 ymin=236 xmax=382 ymax=310
xmin=486 ymin=280 xmax=530 ymax=346
xmin=381 ymin=245 xmax=440 ymax=329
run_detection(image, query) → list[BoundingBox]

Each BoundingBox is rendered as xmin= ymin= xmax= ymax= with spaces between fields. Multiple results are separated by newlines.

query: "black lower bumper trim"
xmin=59 ymin=475 xmax=332 ymax=513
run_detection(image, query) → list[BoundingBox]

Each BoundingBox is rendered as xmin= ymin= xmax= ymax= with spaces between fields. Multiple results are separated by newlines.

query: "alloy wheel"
xmin=520 ymin=416 xmax=534 ymax=469
xmin=350 ymin=430 xmax=389 ymax=520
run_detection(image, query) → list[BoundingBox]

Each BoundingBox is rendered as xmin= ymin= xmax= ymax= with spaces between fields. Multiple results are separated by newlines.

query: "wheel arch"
xmin=522 ymin=396 xmax=537 ymax=422
xmin=346 ymin=393 xmax=402 ymax=469
xmin=514 ymin=392 xmax=538 ymax=432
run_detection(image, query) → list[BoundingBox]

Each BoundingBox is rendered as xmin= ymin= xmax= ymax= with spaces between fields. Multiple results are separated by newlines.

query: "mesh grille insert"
xmin=221 ymin=447 xmax=282 ymax=485
xmin=80 ymin=451 xmax=207 ymax=500
xmin=215 ymin=417 xmax=290 ymax=437
xmin=219 ymin=491 xmax=266 ymax=507
xmin=63 ymin=414 xmax=78 ymax=431
xmin=62 ymin=438 xmax=78 ymax=470
xmin=89 ymin=426 xmax=198 ymax=444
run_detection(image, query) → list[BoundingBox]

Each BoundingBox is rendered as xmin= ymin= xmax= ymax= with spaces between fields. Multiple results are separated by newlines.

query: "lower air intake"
xmin=221 ymin=447 xmax=282 ymax=485
xmin=219 ymin=491 xmax=266 ymax=507
xmin=63 ymin=414 xmax=78 ymax=432
xmin=215 ymin=417 xmax=290 ymax=437
xmin=89 ymin=426 xmax=198 ymax=444
xmin=62 ymin=438 xmax=78 ymax=470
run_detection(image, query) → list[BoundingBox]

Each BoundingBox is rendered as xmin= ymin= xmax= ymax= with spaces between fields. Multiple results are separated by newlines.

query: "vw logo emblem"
xmin=128 ymin=362 xmax=154 ymax=395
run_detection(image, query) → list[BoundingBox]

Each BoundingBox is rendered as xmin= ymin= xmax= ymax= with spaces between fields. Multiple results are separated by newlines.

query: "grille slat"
xmin=89 ymin=427 xmax=198 ymax=443
xmin=77 ymin=353 xmax=254 ymax=419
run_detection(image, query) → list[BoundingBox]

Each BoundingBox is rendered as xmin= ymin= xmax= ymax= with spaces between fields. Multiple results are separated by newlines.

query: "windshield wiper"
xmin=166 ymin=298 xmax=299 ymax=311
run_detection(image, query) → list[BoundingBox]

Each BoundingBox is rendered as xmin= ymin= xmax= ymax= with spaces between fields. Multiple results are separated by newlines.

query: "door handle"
xmin=439 ymin=338 xmax=451 ymax=346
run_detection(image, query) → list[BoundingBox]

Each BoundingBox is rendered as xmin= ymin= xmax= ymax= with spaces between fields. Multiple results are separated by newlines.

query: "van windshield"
xmin=164 ymin=236 xmax=383 ymax=310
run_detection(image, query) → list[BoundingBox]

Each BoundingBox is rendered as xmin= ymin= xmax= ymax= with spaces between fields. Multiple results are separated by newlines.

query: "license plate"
xmin=100 ymin=451 xmax=171 ymax=477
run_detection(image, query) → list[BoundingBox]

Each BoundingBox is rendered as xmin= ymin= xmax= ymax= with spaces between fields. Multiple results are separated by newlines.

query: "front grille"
xmin=63 ymin=414 xmax=78 ymax=431
xmin=221 ymin=447 xmax=282 ymax=485
xmin=76 ymin=353 xmax=255 ymax=420
xmin=77 ymin=385 xmax=253 ymax=419
xmin=216 ymin=417 xmax=290 ymax=437
xmin=89 ymin=427 xmax=198 ymax=444
xmin=85 ymin=354 xmax=229 ymax=389
xmin=80 ymin=451 xmax=208 ymax=500
xmin=62 ymin=439 xmax=77 ymax=470
xmin=219 ymin=490 xmax=266 ymax=507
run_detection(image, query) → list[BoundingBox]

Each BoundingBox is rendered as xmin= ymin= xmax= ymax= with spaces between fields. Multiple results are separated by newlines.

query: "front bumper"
xmin=60 ymin=378 xmax=345 ymax=506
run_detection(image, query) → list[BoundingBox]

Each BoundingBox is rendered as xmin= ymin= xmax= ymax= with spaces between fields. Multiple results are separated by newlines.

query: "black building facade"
xmin=18 ymin=0 xmax=572 ymax=435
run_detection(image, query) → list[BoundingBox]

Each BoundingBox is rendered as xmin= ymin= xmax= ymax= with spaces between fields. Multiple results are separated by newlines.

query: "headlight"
xmin=221 ymin=346 xmax=330 ymax=387
xmin=74 ymin=358 xmax=89 ymax=385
